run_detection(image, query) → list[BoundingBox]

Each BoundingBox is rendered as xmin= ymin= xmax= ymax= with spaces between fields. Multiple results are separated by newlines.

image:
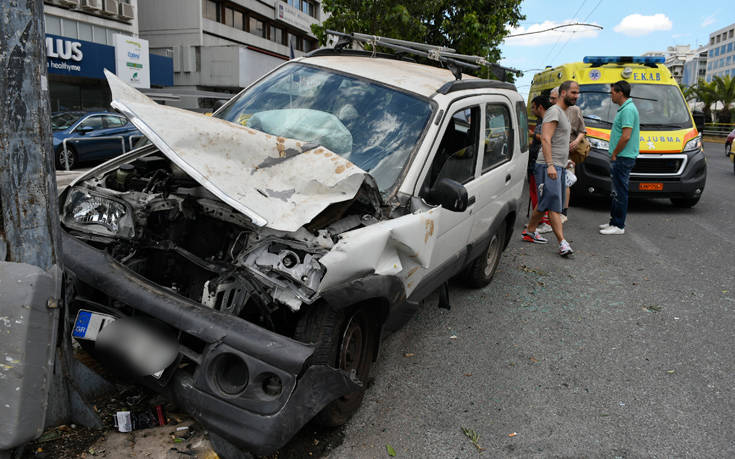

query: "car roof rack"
xmin=316 ymin=30 xmax=519 ymax=81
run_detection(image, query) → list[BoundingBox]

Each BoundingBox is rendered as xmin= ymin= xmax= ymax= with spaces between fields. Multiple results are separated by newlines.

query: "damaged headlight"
xmin=62 ymin=187 xmax=135 ymax=238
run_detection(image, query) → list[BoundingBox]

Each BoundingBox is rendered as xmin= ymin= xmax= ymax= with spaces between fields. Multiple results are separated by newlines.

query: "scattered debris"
xmin=464 ymin=373 xmax=472 ymax=377
xmin=386 ymin=443 xmax=397 ymax=456
xmin=403 ymin=353 xmax=415 ymax=358
xmin=520 ymin=265 xmax=546 ymax=275
xmin=529 ymin=356 xmax=539 ymax=363
xmin=508 ymin=432 xmax=517 ymax=437
xmin=644 ymin=304 xmax=662 ymax=312
xmin=461 ymin=427 xmax=485 ymax=451
xmin=449 ymin=335 xmax=458 ymax=340
xmin=666 ymin=370 xmax=676 ymax=374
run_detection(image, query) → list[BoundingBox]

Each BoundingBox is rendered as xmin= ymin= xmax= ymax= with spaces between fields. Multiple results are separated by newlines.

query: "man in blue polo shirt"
xmin=600 ymin=80 xmax=639 ymax=235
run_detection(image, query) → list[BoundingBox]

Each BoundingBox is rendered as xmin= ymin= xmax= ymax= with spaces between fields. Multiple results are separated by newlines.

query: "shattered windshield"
xmin=577 ymin=84 xmax=692 ymax=130
xmin=216 ymin=63 xmax=434 ymax=194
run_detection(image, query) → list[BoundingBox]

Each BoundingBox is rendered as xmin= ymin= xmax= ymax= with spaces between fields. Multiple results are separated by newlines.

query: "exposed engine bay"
xmin=61 ymin=149 xmax=383 ymax=336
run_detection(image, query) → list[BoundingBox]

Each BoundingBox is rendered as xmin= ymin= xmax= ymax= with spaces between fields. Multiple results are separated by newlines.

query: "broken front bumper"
xmin=61 ymin=232 xmax=360 ymax=455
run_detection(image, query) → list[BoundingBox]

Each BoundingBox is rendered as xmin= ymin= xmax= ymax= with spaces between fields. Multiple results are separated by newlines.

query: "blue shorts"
xmin=533 ymin=164 xmax=565 ymax=213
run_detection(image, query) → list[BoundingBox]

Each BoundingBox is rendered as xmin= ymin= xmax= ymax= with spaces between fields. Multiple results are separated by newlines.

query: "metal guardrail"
xmin=61 ymin=135 xmax=126 ymax=171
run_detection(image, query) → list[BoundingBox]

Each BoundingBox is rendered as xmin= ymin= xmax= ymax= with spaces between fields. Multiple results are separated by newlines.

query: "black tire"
xmin=464 ymin=223 xmax=506 ymax=288
xmin=56 ymin=145 xmax=78 ymax=170
xmin=294 ymin=304 xmax=376 ymax=427
xmin=670 ymin=196 xmax=700 ymax=208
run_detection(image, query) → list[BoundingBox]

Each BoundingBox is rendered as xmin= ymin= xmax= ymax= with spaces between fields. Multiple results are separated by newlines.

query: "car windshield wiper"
xmin=583 ymin=115 xmax=612 ymax=125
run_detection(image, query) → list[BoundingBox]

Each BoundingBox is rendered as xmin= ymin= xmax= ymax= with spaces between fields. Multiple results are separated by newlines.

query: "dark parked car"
xmin=52 ymin=111 xmax=141 ymax=169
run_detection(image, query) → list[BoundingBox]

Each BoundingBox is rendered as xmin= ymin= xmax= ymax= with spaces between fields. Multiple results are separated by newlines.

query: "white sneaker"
xmin=600 ymin=225 xmax=625 ymax=235
xmin=537 ymin=222 xmax=553 ymax=233
xmin=599 ymin=223 xmax=611 ymax=229
xmin=559 ymin=240 xmax=574 ymax=257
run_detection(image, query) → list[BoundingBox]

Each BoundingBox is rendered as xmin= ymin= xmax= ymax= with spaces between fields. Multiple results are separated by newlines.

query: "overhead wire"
xmin=544 ymin=0 xmax=588 ymax=63
xmin=548 ymin=0 xmax=603 ymax=65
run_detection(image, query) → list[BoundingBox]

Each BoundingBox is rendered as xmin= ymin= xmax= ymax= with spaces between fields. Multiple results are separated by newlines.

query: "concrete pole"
xmin=0 ymin=0 xmax=63 ymax=451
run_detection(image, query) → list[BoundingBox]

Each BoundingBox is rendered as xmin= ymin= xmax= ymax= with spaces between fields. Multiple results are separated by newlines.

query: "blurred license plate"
xmin=72 ymin=310 xmax=116 ymax=341
xmin=639 ymin=182 xmax=663 ymax=191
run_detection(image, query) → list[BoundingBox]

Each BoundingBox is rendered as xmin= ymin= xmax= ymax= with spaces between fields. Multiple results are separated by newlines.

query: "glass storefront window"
xmin=61 ymin=18 xmax=77 ymax=38
xmin=45 ymin=15 xmax=61 ymax=35
xmin=92 ymin=25 xmax=107 ymax=45
xmin=78 ymin=22 xmax=93 ymax=42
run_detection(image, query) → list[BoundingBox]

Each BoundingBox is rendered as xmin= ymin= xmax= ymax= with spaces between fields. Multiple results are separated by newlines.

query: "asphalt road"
xmin=324 ymin=142 xmax=734 ymax=458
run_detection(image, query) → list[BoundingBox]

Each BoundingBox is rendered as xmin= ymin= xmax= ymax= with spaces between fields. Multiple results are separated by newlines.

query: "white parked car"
xmin=60 ymin=47 xmax=528 ymax=455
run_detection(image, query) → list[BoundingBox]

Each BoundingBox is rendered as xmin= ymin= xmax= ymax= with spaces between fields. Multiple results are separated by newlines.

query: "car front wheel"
xmin=294 ymin=304 xmax=376 ymax=426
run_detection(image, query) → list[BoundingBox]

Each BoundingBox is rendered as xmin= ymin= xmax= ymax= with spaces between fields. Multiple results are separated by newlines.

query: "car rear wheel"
xmin=464 ymin=224 xmax=506 ymax=288
xmin=294 ymin=304 xmax=376 ymax=427
xmin=670 ymin=196 xmax=700 ymax=208
xmin=56 ymin=145 xmax=78 ymax=170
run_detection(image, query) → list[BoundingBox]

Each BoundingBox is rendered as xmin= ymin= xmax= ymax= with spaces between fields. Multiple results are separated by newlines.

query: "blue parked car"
xmin=52 ymin=111 xmax=142 ymax=169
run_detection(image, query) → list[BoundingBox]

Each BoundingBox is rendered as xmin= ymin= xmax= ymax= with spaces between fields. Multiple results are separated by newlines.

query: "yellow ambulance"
xmin=529 ymin=56 xmax=706 ymax=207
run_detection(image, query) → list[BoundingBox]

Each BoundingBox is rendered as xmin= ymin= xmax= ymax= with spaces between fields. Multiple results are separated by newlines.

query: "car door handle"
xmin=505 ymin=174 xmax=512 ymax=183
xmin=467 ymin=196 xmax=476 ymax=207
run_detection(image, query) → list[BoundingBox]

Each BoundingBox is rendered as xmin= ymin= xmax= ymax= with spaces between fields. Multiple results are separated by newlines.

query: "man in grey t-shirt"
xmin=522 ymin=80 xmax=579 ymax=257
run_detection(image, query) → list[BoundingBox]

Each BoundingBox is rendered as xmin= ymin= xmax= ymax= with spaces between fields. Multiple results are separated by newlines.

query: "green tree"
xmin=690 ymin=79 xmax=717 ymax=122
xmin=311 ymin=0 xmax=525 ymax=79
xmin=711 ymin=74 xmax=735 ymax=123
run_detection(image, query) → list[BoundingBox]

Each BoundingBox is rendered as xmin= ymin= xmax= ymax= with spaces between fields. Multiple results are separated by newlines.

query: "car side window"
xmin=103 ymin=115 xmax=126 ymax=128
xmin=426 ymin=106 xmax=480 ymax=189
xmin=483 ymin=104 xmax=513 ymax=173
xmin=516 ymin=101 xmax=528 ymax=152
xmin=76 ymin=116 xmax=103 ymax=131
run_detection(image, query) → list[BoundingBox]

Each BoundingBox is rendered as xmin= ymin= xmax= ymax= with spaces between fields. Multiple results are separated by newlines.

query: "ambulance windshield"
xmin=576 ymin=84 xmax=692 ymax=131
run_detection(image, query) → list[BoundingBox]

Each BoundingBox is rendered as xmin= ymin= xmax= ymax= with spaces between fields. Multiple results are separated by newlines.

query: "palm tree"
xmin=680 ymin=83 xmax=696 ymax=102
xmin=711 ymin=75 xmax=735 ymax=123
xmin=690 ymin=79 xmax=717 ymax=122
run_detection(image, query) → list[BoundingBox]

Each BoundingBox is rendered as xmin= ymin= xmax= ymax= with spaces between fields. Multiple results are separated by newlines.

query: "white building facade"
xmin=138 ymin=0 xmax=325 ymax=110
xmin=43 ymin=0 xmax=173 ymax=111
xmin=705 ymin=23 xmax=735 ymax=82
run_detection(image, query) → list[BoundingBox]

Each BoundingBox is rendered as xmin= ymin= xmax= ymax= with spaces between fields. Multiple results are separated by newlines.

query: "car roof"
xmin=297 ymin=55 xmax=478 ymax=98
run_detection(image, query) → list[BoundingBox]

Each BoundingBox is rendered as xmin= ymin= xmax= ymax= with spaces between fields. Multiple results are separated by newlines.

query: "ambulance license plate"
xmin=72 ymin=310 xmax=116 ymax=341
xmin=639 ymin=182 xmax=663 ymax=191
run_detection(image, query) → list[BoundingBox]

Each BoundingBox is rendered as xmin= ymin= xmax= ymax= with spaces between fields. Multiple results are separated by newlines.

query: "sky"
xmin=499 ymin=0 xmax=733 ymax=99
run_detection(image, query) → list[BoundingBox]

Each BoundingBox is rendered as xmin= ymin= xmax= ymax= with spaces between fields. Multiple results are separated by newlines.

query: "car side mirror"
xmin=426 ymin=177 xmax=469 ymax=212
xmin=692 ymin=110 xmax=705 ymax=134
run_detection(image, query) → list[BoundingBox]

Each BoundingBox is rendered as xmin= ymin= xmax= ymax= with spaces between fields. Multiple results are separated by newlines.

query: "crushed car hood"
xmin=105 ymin=70 xmax=369 ymax=232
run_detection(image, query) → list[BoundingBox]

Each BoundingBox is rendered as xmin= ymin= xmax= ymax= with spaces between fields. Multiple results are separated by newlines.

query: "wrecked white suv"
xmin=60 ymin=50 xmax=528 ymax=455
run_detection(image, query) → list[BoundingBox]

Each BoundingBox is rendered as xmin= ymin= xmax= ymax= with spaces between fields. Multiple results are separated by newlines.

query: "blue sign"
xmin=46 ymin=33 xmax=173 ymax=86
xmin=46 ymin=34 xmax=115 ymax=79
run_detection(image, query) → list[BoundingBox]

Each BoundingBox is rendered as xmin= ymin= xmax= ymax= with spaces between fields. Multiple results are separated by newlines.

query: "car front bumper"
xmin=574 ymin=147 xmax=707 ymax=199
xmin=61 ymin=231 xmax=361 ymax=456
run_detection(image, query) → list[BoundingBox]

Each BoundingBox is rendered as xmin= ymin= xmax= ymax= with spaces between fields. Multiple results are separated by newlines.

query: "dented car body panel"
xmin=60 ymin=55 xmax=527 ymax=455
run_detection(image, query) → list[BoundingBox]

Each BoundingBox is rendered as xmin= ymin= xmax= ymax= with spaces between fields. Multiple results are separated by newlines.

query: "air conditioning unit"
xmin=80 ymin=0 xmax=101 ymax=11
xmin=102 ymin=0 xmax=118 ymax=15
xmin=118 ymin=2 xmax=134 ymax=20
xmin=58 ymin=0 xmax=80 ymax=7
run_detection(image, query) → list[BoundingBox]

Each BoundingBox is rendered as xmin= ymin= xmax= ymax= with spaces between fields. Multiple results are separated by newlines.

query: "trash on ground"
xmin=386 ymin=443 xmax=396 ymax=456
